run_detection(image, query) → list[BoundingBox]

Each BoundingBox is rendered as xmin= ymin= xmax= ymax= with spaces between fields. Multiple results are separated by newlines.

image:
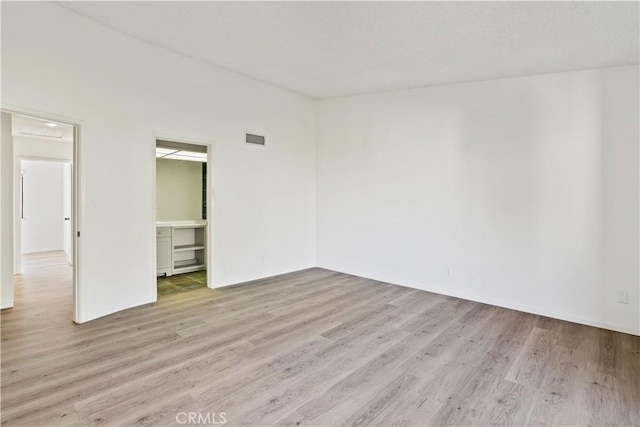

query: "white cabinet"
xmin=156 ymin=227 xmax=172 ymax=276
xmin=156 ymin=223 xmax=207 ymax=277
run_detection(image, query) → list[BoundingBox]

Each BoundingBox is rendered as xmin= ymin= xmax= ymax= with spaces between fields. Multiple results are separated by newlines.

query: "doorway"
xmin=153 ymin=137 xmax=212 ymax=297
xmin=19 ymin=159 xmax=71 ymax=259
xmin=3 ymin=111 xmax=80 ymax=322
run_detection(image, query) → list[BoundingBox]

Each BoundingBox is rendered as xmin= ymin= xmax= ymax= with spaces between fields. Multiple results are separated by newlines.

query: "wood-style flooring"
xmin=1 ymin=251 xmax=639 ymax=426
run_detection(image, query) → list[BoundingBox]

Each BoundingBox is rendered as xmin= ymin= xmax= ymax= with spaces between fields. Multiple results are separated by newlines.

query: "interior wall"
xmin=2 ymin=2 xmax=317 ymax=322
xmin=20 ymin=160 xmax=65 ymax=254
xmin=1 ymin=112 xmax=14 ymax=309
xmin=156 ymin=158 xmax=203 ymax=221
xmin=13 ymin=135 xmax=73 ymax=161
xmin=316 ymin=66 xmax=639 ymax=335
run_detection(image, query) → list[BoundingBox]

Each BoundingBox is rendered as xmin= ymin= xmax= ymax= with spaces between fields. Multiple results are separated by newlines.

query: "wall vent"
xmin=245 ymin=133 xmax=265 ymax=146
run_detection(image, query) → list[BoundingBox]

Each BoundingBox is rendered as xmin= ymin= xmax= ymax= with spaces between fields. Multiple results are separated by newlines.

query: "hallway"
xmin=8 ymin=251 xmax=73 ymax=325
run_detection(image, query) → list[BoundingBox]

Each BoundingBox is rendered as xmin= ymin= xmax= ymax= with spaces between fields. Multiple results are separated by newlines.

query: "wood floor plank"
xmin=579 ymin=372 xmax=632 ymax=426
xmin=505 ymin=326 xmax=558 ymax=389
xmin=2 ymin=251 xmax=639 ymax=427
xmin=341 ymin=372 xmax=418 ymax=427
xmin=293 ymin=336 xmax=421 ymax=423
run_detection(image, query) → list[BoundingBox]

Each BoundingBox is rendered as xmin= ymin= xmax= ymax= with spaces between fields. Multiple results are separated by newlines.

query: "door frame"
xmin=151 ymin=133 xmax=214 ymax=299
xmin=1 ymin=105 xmax=83 ymax=323
xmin=62 ymin=162 xmax=74 ymax=266
xmin=15 ymin=156 xmax=73 ymax=270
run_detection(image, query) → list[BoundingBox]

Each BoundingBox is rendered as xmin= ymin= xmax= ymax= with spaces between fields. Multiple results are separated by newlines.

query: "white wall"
xmin=1 ymin=112 xmax=14 ymax=309
xmin=316 ymin=66 xmax=639 ymax=335
xmin=2 ymin=2 xmax=317 ymax=322
xmin=20 ymin=160 xmax=65 ymax=254
xmin=156 ymin=158 xmax=203 ymax=221
xmin=13 ymin=135 xmax=73 ymax=161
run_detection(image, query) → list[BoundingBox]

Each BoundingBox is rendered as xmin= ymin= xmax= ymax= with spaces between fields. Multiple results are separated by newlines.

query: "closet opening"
xmin=154 ymin=138 xmax=211 ymax=297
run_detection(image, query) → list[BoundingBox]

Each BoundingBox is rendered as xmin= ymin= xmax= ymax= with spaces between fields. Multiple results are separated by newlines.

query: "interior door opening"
xmin=154 ymin=138 xmax=211 ymax=297
xmin=2 ymin=110 xmax=80 ymax=322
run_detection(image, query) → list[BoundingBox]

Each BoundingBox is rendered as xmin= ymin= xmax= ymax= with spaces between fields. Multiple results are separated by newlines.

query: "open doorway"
xmin=4 ymin=111 xmax=79 ymax=321
xmin=154 ymin=138 xmax=211 ymax=297
xmin=19 ymin=159 xmax=72 ymax=259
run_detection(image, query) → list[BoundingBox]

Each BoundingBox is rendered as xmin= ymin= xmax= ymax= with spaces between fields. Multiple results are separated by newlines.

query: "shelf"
xmin=173 ymin=266 xmax=206 ymax=274
xmin=174 ymin=244 xmax=205 ymax=253
xmin=174 ymin=259 xmax=203 ymax=268
xmin=172 ymin=224 xmax=206 ymax=230
xmin=173 ymin=259 xmax=205 ymax=274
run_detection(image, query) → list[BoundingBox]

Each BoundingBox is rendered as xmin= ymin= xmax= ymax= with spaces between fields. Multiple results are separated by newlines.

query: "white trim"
xmin=318 ymin=263 xmax=640 ymax=337
xmin=1 ymin=104 xmax=84 ymax=323
xmin=152 ymin=132 xmax=214 ymax=295
xmin=14 ymin=165 xmax=20 ymax=275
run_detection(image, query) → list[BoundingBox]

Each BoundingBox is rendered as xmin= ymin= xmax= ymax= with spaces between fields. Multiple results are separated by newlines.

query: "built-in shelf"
xmin=173 ymin=266 xmax=206 ymax=274
xmin=174 ymin=244 xmax=205 ymax=252
xmin=173 ymin=224 xmax=206 ymax=230
xmin=173 ymin=259 xmax=205 ymax=273
xmin=173 ymin=226 xmax=206 ymax=274
xmin=174 ymin=259 xmax=202 ymax=268
xmin=156 ymin=222 xmax=207 ymax=277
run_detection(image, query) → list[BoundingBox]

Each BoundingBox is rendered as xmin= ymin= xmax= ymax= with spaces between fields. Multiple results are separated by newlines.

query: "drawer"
xmin=156 ymin=227 xmax=171 ymax=238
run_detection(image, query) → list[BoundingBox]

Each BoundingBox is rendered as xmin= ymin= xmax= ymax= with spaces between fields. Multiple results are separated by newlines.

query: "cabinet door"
xmin=157 ymin=237 xmax=172 ymax=269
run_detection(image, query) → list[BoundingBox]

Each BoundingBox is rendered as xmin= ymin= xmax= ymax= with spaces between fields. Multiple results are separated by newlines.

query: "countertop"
xmin=156 ymin=220 xmax=207 ymax=227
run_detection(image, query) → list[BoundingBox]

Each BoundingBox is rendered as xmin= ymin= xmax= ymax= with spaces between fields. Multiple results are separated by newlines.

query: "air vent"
xmin=245 ymin=133 xmax=265 ymax=146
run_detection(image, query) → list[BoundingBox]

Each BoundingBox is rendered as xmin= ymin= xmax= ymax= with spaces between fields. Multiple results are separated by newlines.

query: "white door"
xmin=157 ymin=237 xmax=172 ymax=271
xmin=21 ymin=160 xmax=65 ymax=254
xmin=62 ymin=163 xmax=72 ymax=265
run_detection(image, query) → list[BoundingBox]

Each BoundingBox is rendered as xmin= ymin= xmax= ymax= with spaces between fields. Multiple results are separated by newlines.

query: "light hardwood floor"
xmin=1 ymin=251 xmax=639 ymax=426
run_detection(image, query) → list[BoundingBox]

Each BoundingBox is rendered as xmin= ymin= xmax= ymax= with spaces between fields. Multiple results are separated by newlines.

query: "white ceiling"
xmin=12 ymin=114 xmax=74 ymax=142
xmin=59 ymin=1 xmax=639 ymax=98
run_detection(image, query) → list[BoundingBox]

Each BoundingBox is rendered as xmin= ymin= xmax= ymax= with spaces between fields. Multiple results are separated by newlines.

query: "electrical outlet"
xmin=617 ymin=291 xmax=629 ymax=304
xmin=445 ymin=267 xmax=452 ymax=277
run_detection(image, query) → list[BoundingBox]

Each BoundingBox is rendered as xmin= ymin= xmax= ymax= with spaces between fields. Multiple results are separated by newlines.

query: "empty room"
xmin=0 ymin=2 xmax=638 ymax=427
